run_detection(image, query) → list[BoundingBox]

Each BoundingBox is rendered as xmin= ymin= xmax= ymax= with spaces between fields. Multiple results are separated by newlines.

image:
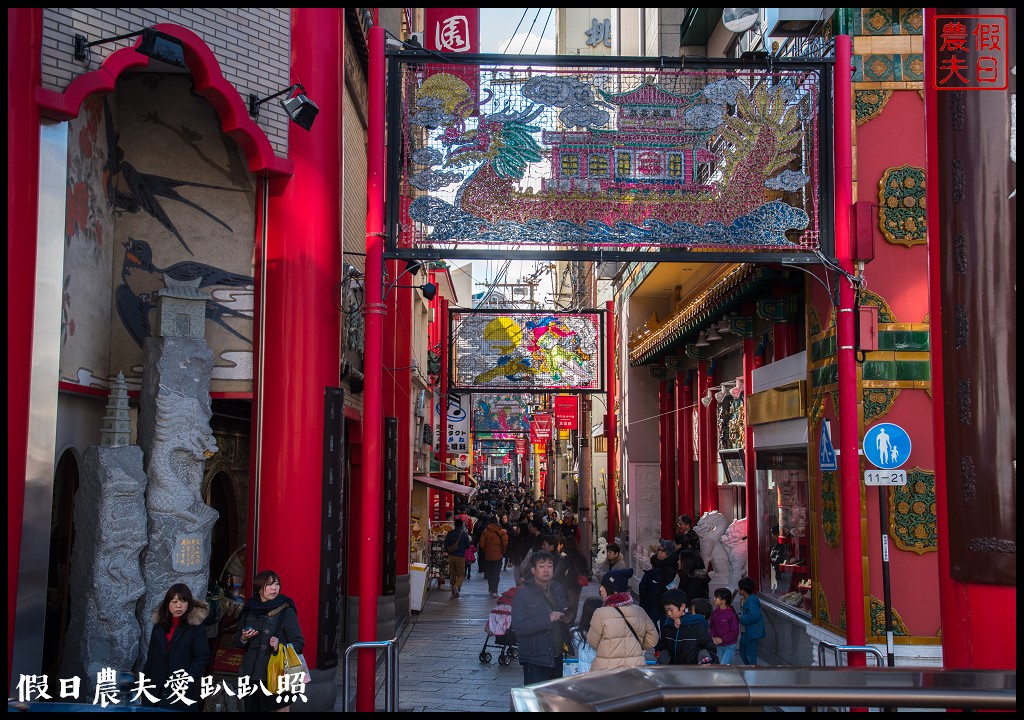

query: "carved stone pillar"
xmin=136 ymin=277 xmax=219 ymax=665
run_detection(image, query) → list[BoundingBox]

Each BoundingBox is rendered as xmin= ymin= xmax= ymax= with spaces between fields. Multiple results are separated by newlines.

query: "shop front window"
xmin=756 ymin=451 xmax=811 ymax=615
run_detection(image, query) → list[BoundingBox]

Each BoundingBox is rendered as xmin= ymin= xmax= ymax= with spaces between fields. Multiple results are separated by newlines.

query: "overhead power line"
xmin=502 ymin=9 xmax=529 ymax=54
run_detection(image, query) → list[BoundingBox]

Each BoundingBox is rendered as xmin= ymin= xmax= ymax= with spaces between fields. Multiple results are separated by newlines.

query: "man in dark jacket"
xmin=511 ymin=550 xmax=570 ymax=686
xmin=444 ymin=519 xmax=471 ymax=598
xmin=639 ymin=540 xmax=679 ymax=623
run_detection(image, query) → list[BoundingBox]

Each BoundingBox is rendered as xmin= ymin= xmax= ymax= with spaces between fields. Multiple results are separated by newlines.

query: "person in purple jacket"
xmin=710 ymin=587 xmax=740 ymax=664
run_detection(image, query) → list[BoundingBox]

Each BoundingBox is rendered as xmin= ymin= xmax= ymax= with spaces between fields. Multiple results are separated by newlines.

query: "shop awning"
xmin=413 ymin=475 xmax=478 ymax=497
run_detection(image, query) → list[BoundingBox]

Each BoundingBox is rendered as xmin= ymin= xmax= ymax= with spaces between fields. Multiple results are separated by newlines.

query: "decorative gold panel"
xmin=746 ymin=380 xmax=806 ymax=425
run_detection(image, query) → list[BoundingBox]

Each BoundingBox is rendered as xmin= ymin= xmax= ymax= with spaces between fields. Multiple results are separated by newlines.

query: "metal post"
xmin=878 ymin=488 xmax=895 ymax=666
xmin=341 ymin=638 xmax=399 ymax=712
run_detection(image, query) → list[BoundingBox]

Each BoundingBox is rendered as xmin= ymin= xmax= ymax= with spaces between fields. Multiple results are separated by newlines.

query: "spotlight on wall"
xmin=731 ymin=377 xmax=745 ymax=398
xmin=249 ymin=83 xmax=320 ymax=130
xmin=393 ymin=282 xmax=437 ymax=301
xmin=700 ymin=389 xmax=714 ymax=407
xmin=705 ymin=325 xmax=722 ymax=342
xmin=695 ymin=331 xmax=710 ymax=347
xmin=73 ymin=27 xmax=186 ymax=68
xmin=715 ymin=381 xmax=735 ymax=403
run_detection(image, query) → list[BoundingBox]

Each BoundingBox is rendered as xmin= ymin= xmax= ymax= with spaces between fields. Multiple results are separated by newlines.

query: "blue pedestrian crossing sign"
xmin=863 ymin=422 xmax=912 ymax=470
xmin=819 ymin=420 xmax=837 ymax=471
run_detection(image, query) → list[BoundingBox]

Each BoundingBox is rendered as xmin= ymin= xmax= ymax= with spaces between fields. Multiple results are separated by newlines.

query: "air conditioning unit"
xmin=769 ymin=8 xmax=833 ymax=37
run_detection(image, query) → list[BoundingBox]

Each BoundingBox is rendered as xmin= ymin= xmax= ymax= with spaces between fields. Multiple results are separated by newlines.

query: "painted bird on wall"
xmin=116 ymin=237 xmax=254 ymax=347
xmin=103 ymin=100 xmax=245 ymax=256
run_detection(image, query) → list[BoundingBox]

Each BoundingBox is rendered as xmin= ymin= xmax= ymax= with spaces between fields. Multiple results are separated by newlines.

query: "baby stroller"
xmin=480 ymin=586 xmax=519 ymax=666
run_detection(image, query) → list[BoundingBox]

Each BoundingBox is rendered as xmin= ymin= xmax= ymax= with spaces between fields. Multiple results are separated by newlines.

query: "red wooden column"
xmin=7 ymin=7 xmax=43 ymax=678
xmin=675 ymin=370 xmax=694 ymax=519
xmin=771 ymin=286 xmax=798 ymax=359
xmin=739 ymin=307 xmax=759 ymax=583
xmin=259 ymin=7 xmax=342 ymax=670
xmin=696 ymin=359 xmax=716 ymax=514
xmin=658 ymin=374 xmax=675 ymax=538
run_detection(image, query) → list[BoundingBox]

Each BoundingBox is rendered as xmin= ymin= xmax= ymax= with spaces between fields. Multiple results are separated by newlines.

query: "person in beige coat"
xmin=586 ymin=568 xmax=658 ymax=671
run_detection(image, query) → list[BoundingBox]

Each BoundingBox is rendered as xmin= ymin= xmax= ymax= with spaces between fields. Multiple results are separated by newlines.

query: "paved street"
xmin=380 ymin=565 xmax=601 ymax=712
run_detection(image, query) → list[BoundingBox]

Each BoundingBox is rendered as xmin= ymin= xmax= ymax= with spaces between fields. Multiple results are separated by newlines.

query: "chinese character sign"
xmin=434 ymin=391 xmax=469 ymax=453
xmin=554 ymin=395 xmax=579 ymax=430
xmin=425 ymin=8 xmax=478 ymax=53
xmin=934 ymin=14 xmax=1008 ymax=90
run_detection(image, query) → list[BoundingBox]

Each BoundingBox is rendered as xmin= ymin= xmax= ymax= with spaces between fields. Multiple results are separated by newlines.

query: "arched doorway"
xmin=42 ymin=449 xmax=80 ymax=679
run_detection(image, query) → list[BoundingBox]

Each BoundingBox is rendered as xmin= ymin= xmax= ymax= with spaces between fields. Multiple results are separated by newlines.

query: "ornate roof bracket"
xmin=728 ymin=315 xmax=755 ymax=338
xmin=757 ymin=294 xmax=801 ymax=323
xmin=649 ymin=366 xmax=671 ymax=381
xmin=685 ymin=344 xmax=710 ymax=361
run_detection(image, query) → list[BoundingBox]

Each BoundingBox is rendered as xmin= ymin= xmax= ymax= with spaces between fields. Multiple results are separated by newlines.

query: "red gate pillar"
xmin=258 ymin=6 xmax=343 ymax=672
xmin=605 ymin=301 xmax=619 ymax=542
xmin=7 ymin=7 xmax=43 ymax=681
xmin=834 ymin=33 xmax=868 ymax=665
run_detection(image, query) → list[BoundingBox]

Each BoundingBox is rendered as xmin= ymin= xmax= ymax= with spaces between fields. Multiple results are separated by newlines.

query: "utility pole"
xmin=489 ymin=281 xmax=541 ymax=310
xmin=575 ymin=259 xmax=595 ymax=566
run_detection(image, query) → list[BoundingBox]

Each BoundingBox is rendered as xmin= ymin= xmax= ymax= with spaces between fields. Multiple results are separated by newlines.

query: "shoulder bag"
xmin=614 ymin=607 xmax=643 ymax=651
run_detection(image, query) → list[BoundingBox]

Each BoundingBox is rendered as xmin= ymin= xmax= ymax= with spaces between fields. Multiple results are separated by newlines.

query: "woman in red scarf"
xmin=586 ymin=568 xmax=658 ymax=671
xmin=142 ymin=583 xmax=210 ymax=710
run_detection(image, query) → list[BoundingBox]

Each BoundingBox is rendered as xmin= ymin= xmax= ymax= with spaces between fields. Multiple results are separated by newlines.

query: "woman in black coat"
xmin=142 ymin=583 xmax=211 ymax=710
xmin=236 ymin=570 xmax=305 ymax=712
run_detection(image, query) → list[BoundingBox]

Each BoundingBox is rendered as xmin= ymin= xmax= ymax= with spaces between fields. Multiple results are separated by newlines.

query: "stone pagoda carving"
xmin=63 ymin=373 xmax=148 ymax=693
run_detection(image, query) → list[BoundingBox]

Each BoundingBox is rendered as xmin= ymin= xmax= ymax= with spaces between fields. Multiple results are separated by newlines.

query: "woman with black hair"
xmin=678 ymin=550 xmax=711 ymax=603
xmin=142 ymin=583 xmax=211 ymax=710
xmin=236 ymin=570 xmax=304 ymax=712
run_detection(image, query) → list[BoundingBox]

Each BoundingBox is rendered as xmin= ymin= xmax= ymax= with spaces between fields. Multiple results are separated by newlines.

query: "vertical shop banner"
xmin=435 ymin=392 xmax=469 ymax=455
xmin=530 ymin=413 xmax=553 ymax=443
xmin=554 ymin=395 xmax=579 ymax=430
xmin=318 ymin=388 xmax=345 ymax=668
xmin=424 ymin=8 xmax=480 ymax=114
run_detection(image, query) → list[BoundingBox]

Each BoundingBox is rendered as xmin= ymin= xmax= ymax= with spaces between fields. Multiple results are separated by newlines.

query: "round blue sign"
xmin=863 ymin=423 xmax=912 ymax=470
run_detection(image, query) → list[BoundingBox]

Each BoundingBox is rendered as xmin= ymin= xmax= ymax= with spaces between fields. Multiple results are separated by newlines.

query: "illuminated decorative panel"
xmin=451 ymin=310 xmax=603 ymax=392
xmin=387 ymin=54 xmax=831 ymax=263
xmin=472 ymin=393 xmax=533 ymax=432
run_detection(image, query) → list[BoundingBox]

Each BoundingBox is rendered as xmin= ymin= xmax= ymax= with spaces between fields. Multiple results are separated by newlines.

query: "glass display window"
xmin=755 ymin=451 xmax=811 ymax=615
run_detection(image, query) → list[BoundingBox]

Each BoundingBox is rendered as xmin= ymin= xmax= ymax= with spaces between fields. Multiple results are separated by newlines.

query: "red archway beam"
xmin=36 ymin=23 xmax=292 ymax=177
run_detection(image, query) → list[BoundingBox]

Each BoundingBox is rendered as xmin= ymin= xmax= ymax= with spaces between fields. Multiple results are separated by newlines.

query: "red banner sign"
xmin=530 ymin=413 xmax=553 ymax=443
xmin=515 ymin=438 xmax=526 ymax=455
xmin=554 ymin=395 xmax=579 ymax=430
xmin=424 ymin=8 xmax=480 ymax=116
